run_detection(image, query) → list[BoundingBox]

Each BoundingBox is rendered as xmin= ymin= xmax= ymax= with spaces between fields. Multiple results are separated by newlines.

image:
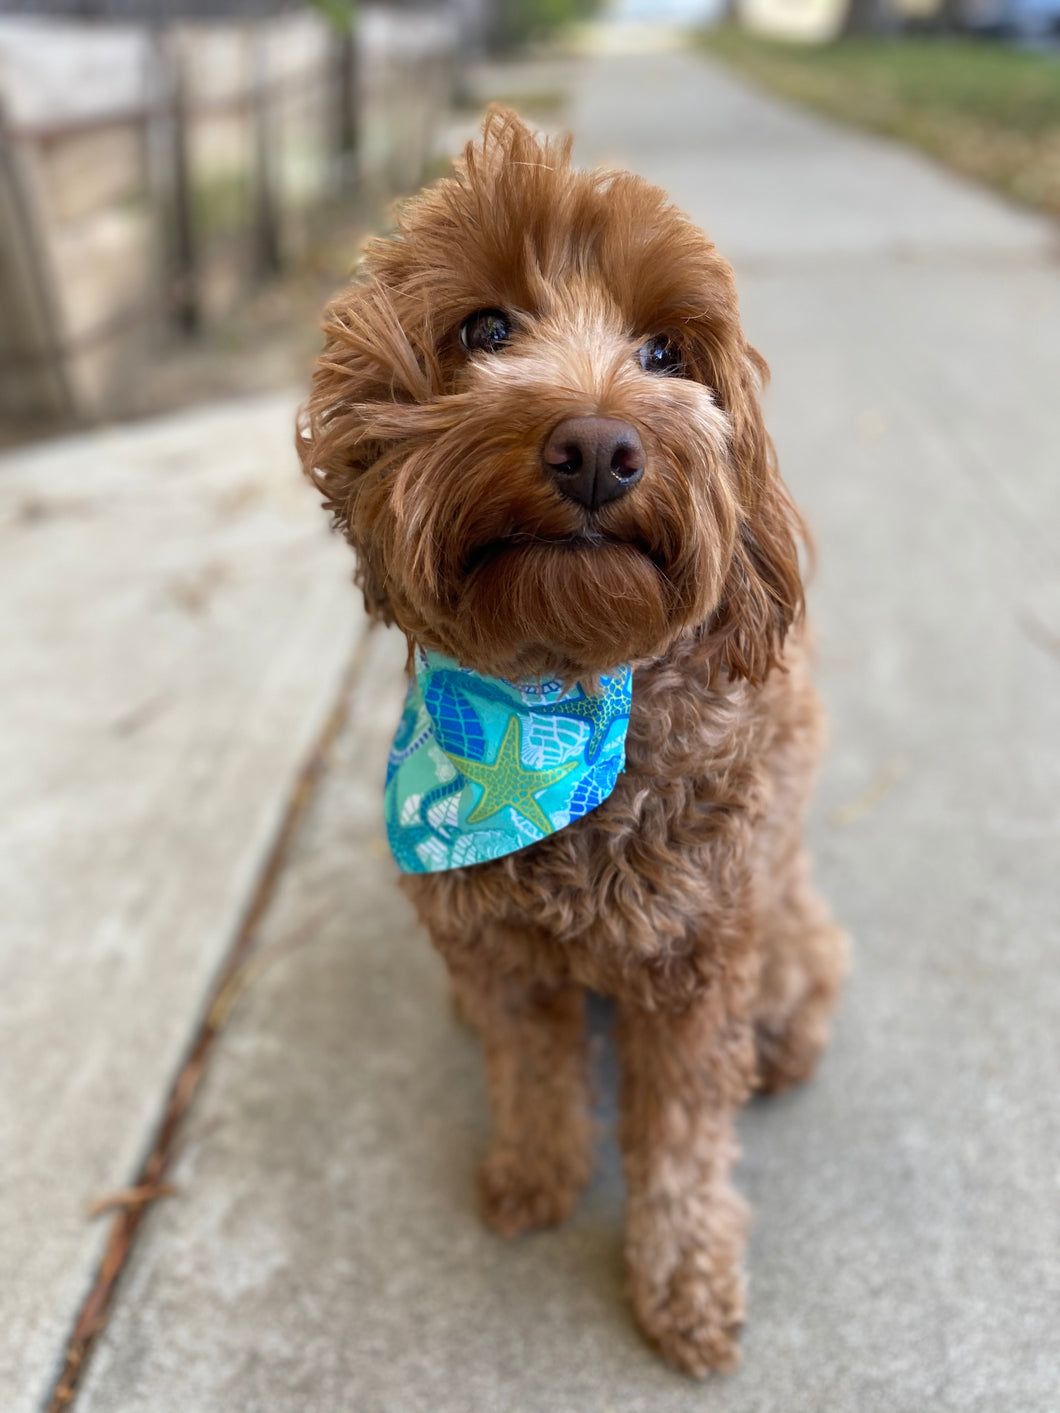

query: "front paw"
xmin=626 ymin=1187 xmax=749 ymax=1377
xmin=631 ymin=1250 xmax=745 ymax=1377
xmin=478 ymin=1145 xmax=588 ymax=1238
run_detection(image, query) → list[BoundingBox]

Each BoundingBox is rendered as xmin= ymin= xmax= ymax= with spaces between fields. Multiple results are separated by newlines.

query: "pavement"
xmin=3 ymin=38 xmax=1059 ymax=1413
xmin=0 ymin=395 xmax=360 ymax=1412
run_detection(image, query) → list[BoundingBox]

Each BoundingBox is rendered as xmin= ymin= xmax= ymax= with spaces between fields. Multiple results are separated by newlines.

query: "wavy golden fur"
xmin=299 ymin=109 xmax=846 ymax=1377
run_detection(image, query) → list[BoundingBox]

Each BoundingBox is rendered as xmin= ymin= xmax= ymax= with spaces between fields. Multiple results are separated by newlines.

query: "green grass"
xmin=698 ymin=31 xmax=1060 ymax=218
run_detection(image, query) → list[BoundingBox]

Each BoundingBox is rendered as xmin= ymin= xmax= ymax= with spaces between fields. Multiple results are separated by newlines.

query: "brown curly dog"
xmin=298 ymin=108 xmax=847 ymax=1377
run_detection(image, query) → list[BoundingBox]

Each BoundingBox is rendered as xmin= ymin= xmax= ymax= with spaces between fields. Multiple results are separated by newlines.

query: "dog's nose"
xmin=542 ymin=417 xmax=644 ymax=512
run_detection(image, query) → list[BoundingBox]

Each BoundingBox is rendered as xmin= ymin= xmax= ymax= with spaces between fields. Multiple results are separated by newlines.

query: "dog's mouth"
xmin=443 ymin=528 xmax=681 ymax=680
xmin=464 ymin=530 xmax=659 ymax=577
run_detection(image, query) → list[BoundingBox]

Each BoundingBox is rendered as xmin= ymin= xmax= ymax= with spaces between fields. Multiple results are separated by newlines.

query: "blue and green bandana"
xmin=385 ymin=646 xmax=632 ymax=874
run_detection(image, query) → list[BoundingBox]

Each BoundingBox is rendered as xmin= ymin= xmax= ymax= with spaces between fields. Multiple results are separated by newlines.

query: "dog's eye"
xmin=637 ymin=335 xmax=683 ymax=376
xmin=460 ymin=309 xmax=512 ymax=353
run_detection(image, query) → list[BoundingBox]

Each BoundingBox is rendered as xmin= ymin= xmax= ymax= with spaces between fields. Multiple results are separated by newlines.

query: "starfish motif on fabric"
xmin=447 ymin=715 xmax=579 ymax=835
xmin=532 ymin=675 xmax=631 ymax=763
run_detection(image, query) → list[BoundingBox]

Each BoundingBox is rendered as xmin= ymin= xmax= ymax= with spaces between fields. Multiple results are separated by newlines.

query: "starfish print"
xmin=532 ymin=674 xmax=631 ymax=763
xmin=447 ymin=715 xmax=579 ymax=835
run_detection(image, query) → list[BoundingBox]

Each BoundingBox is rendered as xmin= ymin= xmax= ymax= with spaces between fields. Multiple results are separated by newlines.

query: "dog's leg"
xmin=617 ymin=989 xmax=756 ymax=1377
xmin=447 ymin=961 xmax=594 ymax=1237
xmin=753 ymin=849 xmax=848 ymax=1094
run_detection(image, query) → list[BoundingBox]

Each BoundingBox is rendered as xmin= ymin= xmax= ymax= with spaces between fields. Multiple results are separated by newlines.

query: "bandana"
xmin=385 ymin=646 xmax=632 ymax=874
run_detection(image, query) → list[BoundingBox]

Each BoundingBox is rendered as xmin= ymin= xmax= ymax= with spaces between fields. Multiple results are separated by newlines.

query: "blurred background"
xmin=2 ymin=4 xmax=1058 ymax=1413
xmin=2 ymin=0 xmax=1057 ymax=441
xmin=0 ymin=0 xmax=602 ymax=440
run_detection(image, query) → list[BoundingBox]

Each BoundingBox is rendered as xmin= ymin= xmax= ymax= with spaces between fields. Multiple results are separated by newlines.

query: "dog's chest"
xmin=406 ymin=654 xmax=773 ymax=1001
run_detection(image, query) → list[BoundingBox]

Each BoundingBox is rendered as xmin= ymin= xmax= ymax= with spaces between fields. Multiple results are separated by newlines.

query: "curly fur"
xmin=299 ymin=108 xmax=846 ymax=1377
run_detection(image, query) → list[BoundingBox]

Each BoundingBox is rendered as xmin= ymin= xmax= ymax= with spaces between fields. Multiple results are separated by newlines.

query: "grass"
xmin=698 ymin=31 xmax=1060 ymax=219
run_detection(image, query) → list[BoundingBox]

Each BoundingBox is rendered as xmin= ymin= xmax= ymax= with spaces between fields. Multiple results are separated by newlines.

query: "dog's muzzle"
xmin=542 ymin=416 xmax=644 ymax=513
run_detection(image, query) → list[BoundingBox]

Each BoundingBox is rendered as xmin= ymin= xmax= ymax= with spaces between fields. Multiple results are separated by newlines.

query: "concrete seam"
xmin=42 ymin=621 xmax=378 ymax=1412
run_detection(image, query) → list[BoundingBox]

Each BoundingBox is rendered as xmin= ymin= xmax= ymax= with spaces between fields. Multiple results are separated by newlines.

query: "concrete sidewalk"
xmin=0 ymin=395 xmax=363 ymax=1413
xmin=7 ymin=42 xmax=1060 ymax=1413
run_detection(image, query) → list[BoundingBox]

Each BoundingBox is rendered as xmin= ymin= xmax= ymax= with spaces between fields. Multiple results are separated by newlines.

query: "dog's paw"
xmin=478 ymin=1147 xmax=585 ymax=1238
xmin=753 ymin=971 xmax=840 ymax=1094
xmin=631 ymin=1253 xmax=745 ymax=1378
xmin=754 ymin=923 xmax=848 ymax=1094
xmin=754 ymin=1015 xmax=828 ymax=1094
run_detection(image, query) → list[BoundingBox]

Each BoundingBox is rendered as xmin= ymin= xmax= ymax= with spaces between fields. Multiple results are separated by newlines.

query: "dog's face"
xmin=300 ymin=109 xmax=803 ymax=683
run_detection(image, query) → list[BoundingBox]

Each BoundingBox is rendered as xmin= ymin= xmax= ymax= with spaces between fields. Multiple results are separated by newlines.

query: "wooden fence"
xmin=0 ymin=6 xmax=457 ymax=424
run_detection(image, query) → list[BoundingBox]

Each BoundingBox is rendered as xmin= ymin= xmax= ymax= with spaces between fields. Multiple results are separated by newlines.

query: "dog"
xmin=298 ymin=108 xmax=846 ymax=1377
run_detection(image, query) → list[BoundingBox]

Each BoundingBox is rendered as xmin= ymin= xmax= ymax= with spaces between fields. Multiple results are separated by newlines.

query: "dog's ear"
xmin=296 ymin=281 xmax=438 ymax=625
xmin=696 ymin=341 xmax=806 ymax=683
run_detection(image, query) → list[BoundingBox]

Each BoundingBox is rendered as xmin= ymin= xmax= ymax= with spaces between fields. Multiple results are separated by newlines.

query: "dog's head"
xmin=299 ymin=109 xmax=804 ymax=683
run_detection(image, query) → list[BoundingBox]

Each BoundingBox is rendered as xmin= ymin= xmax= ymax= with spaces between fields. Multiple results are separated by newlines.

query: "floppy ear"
xmin=699 ymin=341 xmax=806 ymax=683
xmin=296 ymin=279 xmax=438 ymax=625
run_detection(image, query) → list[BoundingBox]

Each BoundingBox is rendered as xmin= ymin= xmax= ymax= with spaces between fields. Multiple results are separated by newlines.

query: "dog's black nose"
xmin=542 ymin=417 xmax=644 ymax=512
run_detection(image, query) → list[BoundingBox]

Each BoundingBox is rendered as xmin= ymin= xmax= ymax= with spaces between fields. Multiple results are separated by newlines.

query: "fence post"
xmin=0 ymin=113 xmax=76 ymax=421
xmin=334 ymin=19 xmax=359 ymax=198
xmin=161 ymin=31 xmax=200 ymax=335
xmin=251 ymin=21 xmax=282 ymax=280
